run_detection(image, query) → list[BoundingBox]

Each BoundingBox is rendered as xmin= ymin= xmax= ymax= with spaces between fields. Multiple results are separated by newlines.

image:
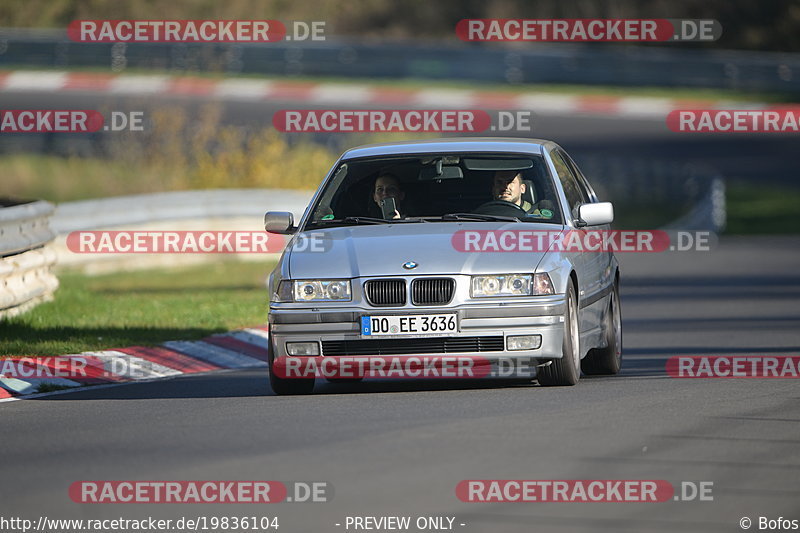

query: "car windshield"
xmin=304 ymin=153 xmax=564 ymax=229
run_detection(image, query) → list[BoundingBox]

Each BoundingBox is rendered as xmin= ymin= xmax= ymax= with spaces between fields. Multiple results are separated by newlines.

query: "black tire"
xmin=268 ymin=338 xmax=315 ymax=395
xmin=581 ymin=281 xmax=622 ymax=375
xmin=538 ymin=281 xmax=580 ymax=386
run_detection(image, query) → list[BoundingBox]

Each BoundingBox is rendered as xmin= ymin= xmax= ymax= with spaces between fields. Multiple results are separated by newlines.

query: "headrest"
xmin=522 ymin=179 xmax=536 ymax=205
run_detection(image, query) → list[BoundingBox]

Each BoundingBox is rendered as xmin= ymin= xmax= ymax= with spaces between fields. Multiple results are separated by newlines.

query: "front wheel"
xmin=268 ymin=338 xmax=315 ymax=395
xmin=538 ymin=282 xmax=580 ymax=386
xmin=581 ymin=281 xmax=622 ymax=375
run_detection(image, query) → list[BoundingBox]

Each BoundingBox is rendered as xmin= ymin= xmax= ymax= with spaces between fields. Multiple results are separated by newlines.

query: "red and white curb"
xmin=0 ymin=70 xmax=760 ymax=119
xmin=0 ymin=326 xmax=270 ymax=402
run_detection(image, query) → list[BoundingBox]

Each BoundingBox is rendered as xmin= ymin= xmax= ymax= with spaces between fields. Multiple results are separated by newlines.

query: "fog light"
xmin=286 ymin=342 xmax=320 ymax=356
xmin=507 ymin=335 xmax=542 ymax=351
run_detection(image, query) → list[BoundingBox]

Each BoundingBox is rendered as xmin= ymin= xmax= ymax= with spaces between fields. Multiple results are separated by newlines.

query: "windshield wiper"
xmin=306 ymin=216 xmax=429 ymax=229
xmin=342 ymin=216 xmax=393 ymax=225
xmin=435 ymin=213 xmax=522 ymax=222
xmin=342 ymin=216 xmax=429 ymax=224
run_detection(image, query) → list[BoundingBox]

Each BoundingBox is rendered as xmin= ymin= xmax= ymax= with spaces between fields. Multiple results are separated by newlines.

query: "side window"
xmin=550 ymin=149 xmax=587 ymax=213
xmin=562 ymin=152 xmax=597 ymax=202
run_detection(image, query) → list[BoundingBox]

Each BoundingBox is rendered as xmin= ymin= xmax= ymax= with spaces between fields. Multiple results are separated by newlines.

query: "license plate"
xmin=361 ymin=314 xmax=458 ymax=337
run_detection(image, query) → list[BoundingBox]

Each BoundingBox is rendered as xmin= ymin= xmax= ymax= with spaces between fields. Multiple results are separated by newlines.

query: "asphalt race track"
xmin=2 ymin=236 xmax=799 ymax=532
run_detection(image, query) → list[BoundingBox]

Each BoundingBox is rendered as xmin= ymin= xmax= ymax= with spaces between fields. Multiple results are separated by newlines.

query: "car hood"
xmin=287 ymin=222 xmax=563 ymax=278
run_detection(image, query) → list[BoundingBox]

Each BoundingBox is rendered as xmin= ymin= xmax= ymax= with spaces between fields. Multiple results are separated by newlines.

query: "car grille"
xmin=412 ymin=278 xmax=455 ymax=306
xmin=364 ymin=279 xmax=406 ymax=306
xmin=322 ymin=336 xmax=504 ymax=356
xmin=364 ymin=278 xmax=456 ymax=307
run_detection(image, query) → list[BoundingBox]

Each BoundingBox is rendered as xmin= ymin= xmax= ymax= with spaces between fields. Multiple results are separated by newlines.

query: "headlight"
xmin=470 ymin=273 xmax=554 ymax=297
xmin=531 ymin=272 xmax=555 ymax=295
xmin=276 ymin=280 xmax=352 ymax=302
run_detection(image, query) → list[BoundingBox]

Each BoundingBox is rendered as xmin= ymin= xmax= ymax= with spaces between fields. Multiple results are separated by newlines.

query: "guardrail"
xmin=662 ymin=178 xmax=726 ymax=232
xmin=1 ymin=28 xmax=799 ymax=94
xmin=0 ymin=199 xmax=59 ymax=319
xmin=51 ymin=189 xmax=311 ymax=233
xmin=573 ymin=155 xmax=726 ymax=232
xmin=51 ymin=189 xmax=312 ymax=273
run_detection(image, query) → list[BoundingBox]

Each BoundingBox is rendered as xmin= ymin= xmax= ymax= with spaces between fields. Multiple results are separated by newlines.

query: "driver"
xmin=492 ymin=171 xmax=533 ymax=212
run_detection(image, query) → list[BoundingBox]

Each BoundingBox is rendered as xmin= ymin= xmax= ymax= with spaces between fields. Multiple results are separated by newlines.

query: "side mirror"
xmin=576 ymin=202 xmax=614 ymax=226
xmin=264 ymin=211 xmax=296 ymax=234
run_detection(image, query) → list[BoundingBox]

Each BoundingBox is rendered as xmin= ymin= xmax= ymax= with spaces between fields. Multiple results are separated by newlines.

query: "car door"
xmin=549 ymin=147 xmax=606 ymax=348
xmin=563 ymin=149 xmax=616 ymax=346
xmin=562 ymin=149 xmax=615 ymax=298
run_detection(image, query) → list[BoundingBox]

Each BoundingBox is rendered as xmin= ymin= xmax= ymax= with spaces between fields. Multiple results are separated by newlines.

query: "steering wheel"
xmin=472 ymin=200 xmax=528 ymax=217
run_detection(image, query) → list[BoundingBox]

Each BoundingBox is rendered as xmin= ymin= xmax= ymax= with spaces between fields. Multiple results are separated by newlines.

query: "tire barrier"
xmin=0 ymin=199 xmax=59 ymax=319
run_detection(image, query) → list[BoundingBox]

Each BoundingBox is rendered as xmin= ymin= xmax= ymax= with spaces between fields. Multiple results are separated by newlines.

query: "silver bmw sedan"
xmin=264 ymin=138 xmax=621 ymax=394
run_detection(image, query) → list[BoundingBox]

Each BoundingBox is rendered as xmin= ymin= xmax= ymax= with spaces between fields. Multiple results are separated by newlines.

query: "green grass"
xmin=725 ymin=183 xmax=800 ymax=234
xmin=0 ymin=260 xmax=276 ymax=358
xmin=612 ymin=203 xmax=689 ymax=230
xmin=2 ymin=154 xmax=155 ymax=203
xmin=35 ymin=382 xmax=83 ymax=393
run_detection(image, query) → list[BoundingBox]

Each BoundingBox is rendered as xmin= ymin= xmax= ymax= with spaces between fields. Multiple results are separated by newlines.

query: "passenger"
xmin=371 ymin=173 xmax=406 ymax=219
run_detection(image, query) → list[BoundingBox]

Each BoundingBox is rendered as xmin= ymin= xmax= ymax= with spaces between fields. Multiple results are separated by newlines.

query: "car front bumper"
xmin=268 ymin=296 xmax=567 ymax=364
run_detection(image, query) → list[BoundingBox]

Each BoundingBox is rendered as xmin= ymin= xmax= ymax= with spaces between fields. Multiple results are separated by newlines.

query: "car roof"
xmin=341 ymin=137 xmax=552 ymax=160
